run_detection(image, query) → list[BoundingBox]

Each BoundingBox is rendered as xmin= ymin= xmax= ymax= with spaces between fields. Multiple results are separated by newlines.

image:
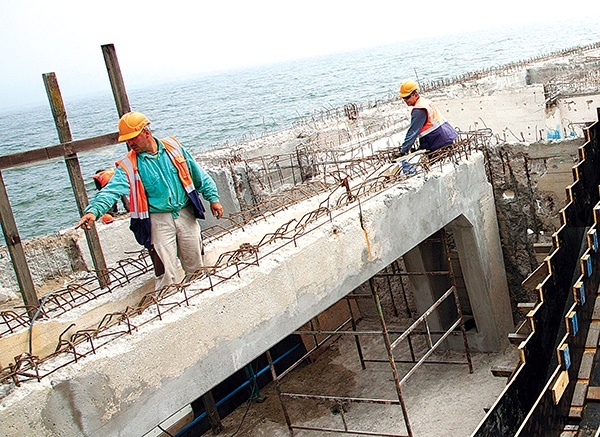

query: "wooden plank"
xmin=0 ymin=133 xmax=119 ymax=170
xmin=0 ymin=171 xmax=39 ymax=317
xmin=162 ymin=410 xmax=194 ymax=436
xmin=490 ymin=365 xmax=516 ymax=378
xmin=571 ymin=380 xmax=588 ymax=408
xmin=586 ymin=323 xmax=600 ymax=349
xmin=558 ymin=343 xmax=571 ymax=370
xmin=518 ymin=302 xmax=536 ymax=315
xmin=522 ymin=261 xmax=549 ymax=292
xmin=533 ymin=242 xmax=553 ymax=254
xmin=568 ymin=406 xmax=583 ymax=420
xmin=578 ymin=350 xmax=595 ymax=380
xmin=560 ymin=424 xmax=579 ymax=436
xmin=552 ymin=370 xmax=569 ymax=405
xmin=101 ymin=44 xmax=131 ymax=117
xmin=534 ymin=243 xmax=553 ymax=264
xmin=43 ymin=73 xmax=110 ymax=288
xmin=566 ymin=309 xmax=579 ymax=336
xmin=154 ymin=406 xmax=194 ymax=437
xmin=592 ymin=297 xmax=600 ymax=320
xmin=508 ymin=332 xmax=529 ymax=346
xmin=201 ymin=391 xmax=223 ymax=434
xmin=586 ymin=386 xmax=600 ymax=401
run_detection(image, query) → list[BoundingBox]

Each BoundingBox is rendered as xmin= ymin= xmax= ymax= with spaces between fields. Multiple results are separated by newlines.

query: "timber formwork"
xmin=473 ymin=110 xmax=600 ymax=436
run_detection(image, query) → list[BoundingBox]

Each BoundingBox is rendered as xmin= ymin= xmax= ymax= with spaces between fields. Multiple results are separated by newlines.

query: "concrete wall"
xmin=0 ymin=233 xmax=84 ymax=295
xmin=0 ymin=153 xmax=512 ymax=436
xmin=550 ymin=94 xmax=600 ymax=138
xmin=437 ymin=85 xmax=548 ymax=141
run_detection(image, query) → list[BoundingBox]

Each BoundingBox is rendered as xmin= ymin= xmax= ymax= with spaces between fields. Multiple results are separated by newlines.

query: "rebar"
xmin=0 ymin=133 xmax=486 ymax=389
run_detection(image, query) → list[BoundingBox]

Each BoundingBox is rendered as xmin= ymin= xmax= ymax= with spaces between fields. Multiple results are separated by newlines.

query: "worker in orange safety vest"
xmin=397 ymin=80 xmax=458 ymax=156
xmin=78 ymin=112 xmax=223 ymax=289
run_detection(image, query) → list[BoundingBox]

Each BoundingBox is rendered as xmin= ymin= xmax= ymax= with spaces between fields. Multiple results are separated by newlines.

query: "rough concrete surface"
xmin=216 ymin=332 xmax=519 ymax=437
xmin=3 ymin=43 xmax=600 ymax=437
xmin=0 ymin=153 xmax=512 ymax=436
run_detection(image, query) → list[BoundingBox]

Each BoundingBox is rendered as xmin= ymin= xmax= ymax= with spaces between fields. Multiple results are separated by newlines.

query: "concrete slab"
xmin=0 ymin=153 xmax=512 ymax=436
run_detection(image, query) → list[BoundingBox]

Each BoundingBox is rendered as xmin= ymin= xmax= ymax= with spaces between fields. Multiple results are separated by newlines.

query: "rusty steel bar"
xmin=369 ymin=278 xmax=413 ymax=437
xmin=278 ymin=318 xmax=354 ymax=381
xmin=393 ymin=259 xmax=417 ymax=365
xmin=290 ymin=424 xmax=408 ymax=437
xmin=376 ymin=271 xmax=451 ymax=276
xmin=442 ymin=229 xmax=473 ymax=373
xmin=280 ymin=392 xmax=402 ymax=405
xmin=0 ymin=137 xmax=483 ymax=388
xmin=399 ymin=318 xmax=464 ymax=385
xmin=346 ymin=297 xmax=366 ymax=370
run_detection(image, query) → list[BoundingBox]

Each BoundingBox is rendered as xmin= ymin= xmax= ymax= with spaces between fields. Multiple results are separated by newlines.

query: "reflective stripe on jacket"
xmin=412 ymin=97 xmax=447 ymax=137
xmin=411 ymin=97 xmax=458 ymax=151
xmin=161 ymin=137 xmax=206 ymax=220
xmin=116 ymin=136 xmax=206 ymax=248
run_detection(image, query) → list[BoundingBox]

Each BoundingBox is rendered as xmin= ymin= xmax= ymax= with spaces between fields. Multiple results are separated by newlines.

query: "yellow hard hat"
xmin=399 ymin=80 xmax=419 ymax=98
xmin=118 ymin=112 xmax=151 ymax=142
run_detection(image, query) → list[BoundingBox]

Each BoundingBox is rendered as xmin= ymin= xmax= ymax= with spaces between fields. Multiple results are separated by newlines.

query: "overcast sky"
xmin=1 ymin=0 xmax=598 ymax=112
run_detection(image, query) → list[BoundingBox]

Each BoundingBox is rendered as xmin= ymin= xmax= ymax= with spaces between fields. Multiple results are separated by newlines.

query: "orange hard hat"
xmin=118 ymin=112 xmax=151 ymax=142
xmin=101 ymin=214 xmax=114 ymax=224
xmin=399 ymin=80 xmax=419 ymax=98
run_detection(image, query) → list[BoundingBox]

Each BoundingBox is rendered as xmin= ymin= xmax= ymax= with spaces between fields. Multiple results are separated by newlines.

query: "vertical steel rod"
xmin=369 ymin=278 xmax=413 ymax=437
xmin=384 ymin=268 xmax=399 ymax=317
xmin=346 ymin=296 xmax=366 ymax=370
xmin=394 ymin=259 xmax=416 ymax=361
xmin=441 ymin=229 xmax=473 ymax=372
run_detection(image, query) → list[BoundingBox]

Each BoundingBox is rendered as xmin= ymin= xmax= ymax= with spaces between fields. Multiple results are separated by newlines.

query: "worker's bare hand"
xmin=76 ymin=213 xmax=97 ymax=230
xmin=210 ymin=202 xmax=223 ymax=219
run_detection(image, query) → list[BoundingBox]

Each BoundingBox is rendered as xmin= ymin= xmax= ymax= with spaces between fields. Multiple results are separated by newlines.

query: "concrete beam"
xmin=0 ymin=152 xmax=512 ymax=436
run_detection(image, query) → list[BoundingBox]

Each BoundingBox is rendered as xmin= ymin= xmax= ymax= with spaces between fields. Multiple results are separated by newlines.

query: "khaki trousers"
xmin=150 ymin=206 xmax=203 ymax=289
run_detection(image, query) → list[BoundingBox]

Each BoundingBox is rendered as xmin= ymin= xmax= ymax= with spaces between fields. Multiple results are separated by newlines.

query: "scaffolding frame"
xmin=266 ymin=234 xmax=474 ymax=437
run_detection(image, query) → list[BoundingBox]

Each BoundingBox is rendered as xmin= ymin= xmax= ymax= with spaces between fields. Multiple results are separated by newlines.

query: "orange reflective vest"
xmin=412 ymin=97 xmax=448 ymax=138
xmin=116 ymin=136 xmax=206 ymax=248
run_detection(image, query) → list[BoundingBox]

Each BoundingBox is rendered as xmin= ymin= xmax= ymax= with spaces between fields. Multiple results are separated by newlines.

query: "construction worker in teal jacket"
xmin=77 ymin=111 xmax=223 ymax=289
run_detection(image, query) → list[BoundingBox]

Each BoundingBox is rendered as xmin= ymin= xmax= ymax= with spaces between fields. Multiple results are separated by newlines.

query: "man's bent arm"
xmin=400 ymin=108 xmax=427 ymax=154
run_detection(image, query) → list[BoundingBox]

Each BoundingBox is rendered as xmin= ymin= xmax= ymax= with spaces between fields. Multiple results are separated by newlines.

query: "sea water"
xmin=1 ymin=17 xmax=600 ymax=242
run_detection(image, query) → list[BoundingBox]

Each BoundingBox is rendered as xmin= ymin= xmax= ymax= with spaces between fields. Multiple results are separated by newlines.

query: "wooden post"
xmin=200 ymin=391 xmax=223 ymax=434
xmin=42 ymin=72 xmax=110 ymax=288
xmin=0 ymin=171 xmax=39 ymax=318
xmin=101 ymin=43 xmax=164 ymax=277
xmin=101 ymin=44 xmax=131 ymax=117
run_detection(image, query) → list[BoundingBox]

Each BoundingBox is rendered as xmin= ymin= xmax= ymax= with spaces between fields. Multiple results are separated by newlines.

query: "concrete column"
xmin=447 ymin=214 xmax=513 ymax=352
